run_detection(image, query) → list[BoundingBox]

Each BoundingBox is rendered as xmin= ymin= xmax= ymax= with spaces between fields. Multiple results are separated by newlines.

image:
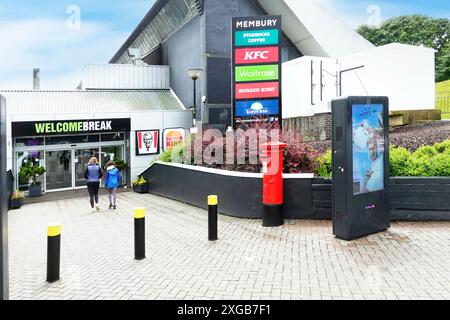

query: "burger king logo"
xmin=163 ymin=128 xmax=186 ymax=151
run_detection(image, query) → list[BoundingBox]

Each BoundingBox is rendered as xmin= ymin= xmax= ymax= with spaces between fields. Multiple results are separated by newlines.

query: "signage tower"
xmin=232 ymin=15 xmax=282 ymax=128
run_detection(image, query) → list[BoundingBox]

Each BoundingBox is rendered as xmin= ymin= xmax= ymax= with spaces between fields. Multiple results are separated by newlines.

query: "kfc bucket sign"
xmin=163 ymin=128 xmax=186 ymax=151
xmin=136 ymin=130 xmax=159 ymax=156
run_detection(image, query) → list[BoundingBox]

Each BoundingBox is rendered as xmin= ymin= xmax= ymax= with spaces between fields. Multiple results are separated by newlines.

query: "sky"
xmin=0 ymin=0 xmax=449 ymax=90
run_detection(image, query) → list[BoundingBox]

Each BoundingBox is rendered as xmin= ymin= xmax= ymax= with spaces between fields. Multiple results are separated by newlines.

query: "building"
xmin=110 ymin=0 xmax=436 ymax=133
xmin=1 ymin=0 xmax=437 ymax=193
xmin=1 ymin=65 xmax=191 ymax=193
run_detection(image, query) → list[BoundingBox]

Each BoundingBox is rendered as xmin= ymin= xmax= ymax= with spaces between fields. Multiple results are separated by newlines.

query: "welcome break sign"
xmin=232 ymin=15 xmax=282 ymax=127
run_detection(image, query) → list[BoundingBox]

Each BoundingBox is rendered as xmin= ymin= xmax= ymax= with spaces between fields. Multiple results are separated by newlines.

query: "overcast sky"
xmin=0 ymin=0 xmax=448 ymax=90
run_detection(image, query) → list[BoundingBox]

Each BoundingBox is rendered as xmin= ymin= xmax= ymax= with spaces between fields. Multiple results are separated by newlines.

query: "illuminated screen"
xmin=352 ymin=104 xmax=385 ymax=195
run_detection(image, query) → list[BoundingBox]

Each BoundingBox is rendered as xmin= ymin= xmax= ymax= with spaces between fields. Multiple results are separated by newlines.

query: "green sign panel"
xmin=235 ymin=29 xmax=279 ymax=47
xmin=235 ymin=65 xmax=279 ymax=82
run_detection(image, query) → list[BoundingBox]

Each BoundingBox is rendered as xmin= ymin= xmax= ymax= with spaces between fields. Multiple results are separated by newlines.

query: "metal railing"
xmin=436 ymin=91 xmax=450 ymax=118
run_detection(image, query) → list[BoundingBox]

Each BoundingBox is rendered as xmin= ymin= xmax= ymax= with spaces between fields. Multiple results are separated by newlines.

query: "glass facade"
xmin=45 ymin=135 xmax=100 ymax=145
xmin=117 ymin=0 xmax=199 ymax=64
xmin=15 ymin=137 xmax=44 ymax=148
xmin=14 ymin=133 xmax=126 ymax=192
xmin=17 ymin=151 xmax=45 ymax=191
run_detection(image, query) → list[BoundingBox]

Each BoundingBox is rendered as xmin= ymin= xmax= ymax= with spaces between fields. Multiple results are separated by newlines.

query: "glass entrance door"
xmin=75 ymin=148 xmax=100 ymax=187
xmin=45 ymin=150 xmax=72 ymax=190
xmin=100 ymin=146 xmax=123 ymax=166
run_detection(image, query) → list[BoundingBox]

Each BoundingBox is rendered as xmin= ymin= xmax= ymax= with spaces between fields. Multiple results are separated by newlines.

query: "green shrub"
xmin=408 ymin=156 xmax=434 ymax=176
xmin=159 ymin=140 xmax=187 ymax=163
xmin=434 ymin=140 xmax=450 ymax=155
xmin=414 ymin=145 xmax=438 ymax=159
xmin=429 ymin=153 xmax=450 ymax=176
xmin=19 ymin=162 xmax=46 ymax=185
xmin=315 ymin=150 xmax=332 ymax=178
xmin=389 ymin=146 xmax=411 ymax=176
xmin=315 ymin=140 xmax=450 ymax=178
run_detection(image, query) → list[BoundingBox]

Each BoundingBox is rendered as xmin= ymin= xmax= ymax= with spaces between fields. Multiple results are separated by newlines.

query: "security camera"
xmin=201 ymin=96 xmax=207 ymax=103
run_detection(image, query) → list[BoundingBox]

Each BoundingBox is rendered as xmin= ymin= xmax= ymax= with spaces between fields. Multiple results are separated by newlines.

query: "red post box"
xmin=260 ymin=141 xmax=286 ymax=227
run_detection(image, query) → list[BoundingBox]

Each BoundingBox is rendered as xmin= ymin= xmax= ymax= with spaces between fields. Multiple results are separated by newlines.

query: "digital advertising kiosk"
xmin=332 ymin=96 xmax=390 ymax=241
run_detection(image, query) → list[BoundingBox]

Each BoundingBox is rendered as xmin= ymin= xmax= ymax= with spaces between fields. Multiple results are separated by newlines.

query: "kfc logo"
xmin=235 ymin=47 xmax=278 ymax=64
xmin=136 ymin=130 xmax=159 ymax=155
xmin=245 ymin=50 xmax=269 ymax=60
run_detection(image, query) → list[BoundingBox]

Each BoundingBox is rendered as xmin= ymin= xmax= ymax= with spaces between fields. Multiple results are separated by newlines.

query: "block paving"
xmin=7 ymin=192 xmax=450 ymax=300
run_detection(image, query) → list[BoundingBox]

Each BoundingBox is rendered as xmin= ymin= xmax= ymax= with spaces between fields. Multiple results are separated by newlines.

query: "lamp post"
xmin=187 ymin=68 xmax=202 ymax=126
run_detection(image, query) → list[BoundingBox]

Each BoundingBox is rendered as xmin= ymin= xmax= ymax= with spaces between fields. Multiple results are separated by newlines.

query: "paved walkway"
xmin=8 ymin=192 xmax=450 ymax=300
xmin=24 ymin=187 xmax=131 ymax=205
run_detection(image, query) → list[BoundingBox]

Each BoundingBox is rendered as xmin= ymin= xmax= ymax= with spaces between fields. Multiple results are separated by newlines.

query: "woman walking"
xmin=84 ymin=157 xmax=103 ymax=212
xmin=104 ymin=160 xmax=121 ymax=209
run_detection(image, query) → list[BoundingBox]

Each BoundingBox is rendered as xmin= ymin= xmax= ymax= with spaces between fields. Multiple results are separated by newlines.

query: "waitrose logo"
xmin=235 ymin=65 xmax=279 ymax=82
xmin=35 ymin=120 xmax=113 ymax=134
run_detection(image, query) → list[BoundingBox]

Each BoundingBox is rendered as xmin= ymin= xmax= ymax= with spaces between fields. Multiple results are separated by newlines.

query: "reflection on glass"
xmin=17 ymin=151 xmax=44 ymax=191
xmin=15 ymin=137 xmax=44 ymax=147
xmin=101 ymin=146 xmax=123 ymax=168
xmin=101 ymin=133 xmax=125 ymax=142
xmin=45 ymin=150 xmax=72 ymax=190
xmin=75 ymin=148 xmax=99 ymax=187
xmin=46 ymin=135 xmax=99 ymax=145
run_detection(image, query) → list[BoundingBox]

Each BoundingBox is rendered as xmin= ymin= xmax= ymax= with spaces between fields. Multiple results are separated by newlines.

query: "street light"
xmin=187 ymin=68 xmax=202 ymax=126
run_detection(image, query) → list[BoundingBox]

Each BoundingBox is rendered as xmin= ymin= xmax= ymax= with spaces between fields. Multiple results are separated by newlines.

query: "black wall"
xmin=141 ymin=163 xmax=450 ymax=221
xmin=142 ymin=163 xmax=327 ymax=219
xmin=0 ymin=95 xmax=8 ymax=300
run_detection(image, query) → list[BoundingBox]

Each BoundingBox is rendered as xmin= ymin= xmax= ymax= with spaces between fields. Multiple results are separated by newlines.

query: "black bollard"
xmin=208 ymin=195 xmax=218 ymax=241
xmin=47 ymin=223 xmax=61 ymax=283
xmin=134 ymin=208 xmax=145 ymax=260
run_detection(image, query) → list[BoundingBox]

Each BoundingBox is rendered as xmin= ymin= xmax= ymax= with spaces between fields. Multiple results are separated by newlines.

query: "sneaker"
xmin=91 ymin=208 xmax=96 ymax=213
xmin=109 ymin=204 xmax=113 ymax=209
xmin=96 ymin=205 xmax=100 ymax=211
xmin=113 ymin=205 xmax=117 ymax=210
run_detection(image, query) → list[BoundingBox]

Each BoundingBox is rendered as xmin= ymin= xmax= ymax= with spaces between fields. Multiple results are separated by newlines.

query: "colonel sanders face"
xmin=143 ymin=133 xmax=153 ymax=151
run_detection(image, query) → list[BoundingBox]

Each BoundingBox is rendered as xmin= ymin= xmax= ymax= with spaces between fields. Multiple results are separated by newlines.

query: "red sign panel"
xmin=235 ymin=47 xmax=279 ymax=65
xmin=235 ymin=82 xmax=279 ymax=99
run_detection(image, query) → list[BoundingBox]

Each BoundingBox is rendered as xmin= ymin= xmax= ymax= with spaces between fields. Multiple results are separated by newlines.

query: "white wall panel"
xmin=82 ymin=64 xmax=170 ymax=90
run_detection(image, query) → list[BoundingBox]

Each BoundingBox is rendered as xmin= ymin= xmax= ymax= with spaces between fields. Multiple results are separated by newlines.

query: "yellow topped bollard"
xmin=47 ymin=223 xmax=61 ymax=283
xmin=133 ymin=208 xmax=145 ymax=260
xmin=208 ymin=195 xmax=218 ymax=206
xmin=134 ymin=207 xmax=145 ymax=219
xmin=208 ymin=195 xmax=218 ymax=241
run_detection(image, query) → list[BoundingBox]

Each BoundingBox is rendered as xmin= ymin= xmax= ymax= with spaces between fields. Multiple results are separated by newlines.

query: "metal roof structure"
xmin=110 ymin=0 xmax=202 ymax=64
xmin=110 ymin=0 xmax=374 ymax=63
xmin=0 ymin=90 xmax=186 ymax=116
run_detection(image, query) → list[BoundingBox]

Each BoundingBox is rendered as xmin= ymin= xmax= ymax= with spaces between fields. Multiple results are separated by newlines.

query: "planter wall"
xmin=389 ymin=177 xmax=450 ymax=221
xmin=133 ymin=184 xmax=149 ymax=194
xmin=28 ymin=184 xmax=42 ymax=197
xmin=141 ymin=162 xmax=319 ymax=219
xmin=141 ymin=162 xmax=450 ymax=221
xmin=9 ymin=199 xmax=23 ymax=210
xmin=142 ymin=163 xmax=263 ymax=218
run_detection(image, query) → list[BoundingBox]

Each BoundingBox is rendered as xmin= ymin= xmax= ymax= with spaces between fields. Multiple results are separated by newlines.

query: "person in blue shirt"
xmin=104 ymin=160 xmax=121 ymax=209
xmin=84 ymin=157 xmax=103 ymax=212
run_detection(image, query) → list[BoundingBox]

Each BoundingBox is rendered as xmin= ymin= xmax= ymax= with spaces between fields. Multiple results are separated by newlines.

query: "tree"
xmin=358 ymin=15 xmax=450 ymax=82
